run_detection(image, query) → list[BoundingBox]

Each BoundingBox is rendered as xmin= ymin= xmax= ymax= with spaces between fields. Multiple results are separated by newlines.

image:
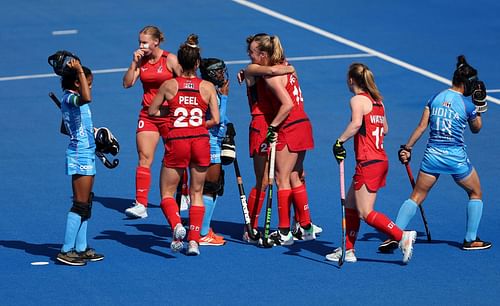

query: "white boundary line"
xmin=52 ymin=29 xmax=78 ymax=35
xmin=0 ymin=53 xmax=372 ymax=82
xmin=232 ymin=0 xmax=500 ymax=105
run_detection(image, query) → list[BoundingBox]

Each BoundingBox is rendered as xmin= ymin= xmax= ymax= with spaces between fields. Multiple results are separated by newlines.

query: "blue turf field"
xmin=1 ymin=1 xmax=500 ymax=305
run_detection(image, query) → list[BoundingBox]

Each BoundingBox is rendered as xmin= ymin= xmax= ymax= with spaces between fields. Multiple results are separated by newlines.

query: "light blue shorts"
xmin=420 ymin=146 xmax=473 ymax=181
xmin=66 ymin=150 xmax=96 ymax=176
xmin=209 ymin=135 xmax=222 ymax=164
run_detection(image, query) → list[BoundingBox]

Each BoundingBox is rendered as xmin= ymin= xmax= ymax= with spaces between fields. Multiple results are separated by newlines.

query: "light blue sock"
xmin=201 ymin=195 xmax=216 ymax=236
xmin=465 ymin=199 xmax=483 ymax=242
xmin=61 ymin=212 xmax=81 ymax=252
xmin=395 ymin=199 xmax=419 ymax=229
xmin=75 ymin=220 xmax=88 ymax=252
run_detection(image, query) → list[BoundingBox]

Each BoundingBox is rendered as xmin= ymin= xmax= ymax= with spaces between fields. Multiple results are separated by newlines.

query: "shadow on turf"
xmin=93 ymin=231 xmax=175 ymax=259
xmin=0 ymin=240 xmax=61 ymax=262
xmin=93 ymin=195 xmax=160 ymax=216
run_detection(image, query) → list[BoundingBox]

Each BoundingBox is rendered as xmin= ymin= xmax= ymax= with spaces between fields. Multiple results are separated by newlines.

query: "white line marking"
xmin=52 ymin=30 xmax=78 ymax=35
xmin=486 ymin=89 xmax=500 ymax=93
xmin=232 ymin=0 xmax=500 ymax=105
xmin=31 ymin=261 xmax=49 ymax=266
xmin=0 ymin=53 xmax=372 ymax=82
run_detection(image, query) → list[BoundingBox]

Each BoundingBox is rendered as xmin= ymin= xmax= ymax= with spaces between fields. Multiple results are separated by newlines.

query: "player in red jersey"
xmin=149 ymin=34 xmax=219 ymax=256
xmin=238 ymin=43 xmax=295 ymax=243
xmin=242 ymin=33 xmax=317 ymax=246
xmin=123 ymin=25 xmax=182 ymax=219
xmin=327 ymin=63 xmax=416 ymax=264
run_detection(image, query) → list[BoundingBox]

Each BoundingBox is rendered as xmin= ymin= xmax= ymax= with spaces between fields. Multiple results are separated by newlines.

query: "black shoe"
xmin=57 ymin=251 xmax=86 ymax=266
xmin=462 ymin=238 xmax=492 ymax=250
xmin=378 ymin=239 xmax=399 ymax=253
xmin=78 ymin=248 xmax=104 ymax=261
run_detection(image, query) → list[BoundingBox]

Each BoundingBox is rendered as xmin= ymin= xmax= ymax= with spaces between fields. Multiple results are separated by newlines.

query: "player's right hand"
xmin=398 ymin=145 xmax=411 ymax=164
xmin=237 ymin=69 xmax=245 ymax=84
xmin=218 ymin=80 xmax=229 ymax=96
xmin=133 ymin=49 xmax=145 ymax=63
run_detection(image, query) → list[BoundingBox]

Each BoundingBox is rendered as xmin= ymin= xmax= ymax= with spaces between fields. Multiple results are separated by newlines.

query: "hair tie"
xmin=457 ymin=63 xmax=465 ymax=69
xmin=186 ymin=43 xmax=198 ymax=48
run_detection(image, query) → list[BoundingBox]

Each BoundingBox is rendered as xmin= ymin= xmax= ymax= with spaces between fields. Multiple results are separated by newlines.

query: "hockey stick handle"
xmin=338 ymin=160 xmax=346 ymax=267
xmin=404 ymin=163 xmax=431 ymax=241
xmin=49 ymin=92 xmax=62 ymax=108
xmin=233 ymin=157 xmax=258 ymax=240
xmin=262 ymin=141 xmax=277 ymax=248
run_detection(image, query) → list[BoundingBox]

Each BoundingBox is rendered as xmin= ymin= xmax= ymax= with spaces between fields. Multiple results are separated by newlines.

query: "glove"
xmin=332 ymin=139 xmax=346 ymax=163
xmin=94 ymin=127 xmax=120 ymax=156
xmin=472 ymin=81 xmax=487 ymax=113
xmin=398 ymin=145 xmax=411 ymax=164
xmin=221 ymin=123 xmax=236 ymax=165
xmin=266 ymin=125 xmax=278 ymax=143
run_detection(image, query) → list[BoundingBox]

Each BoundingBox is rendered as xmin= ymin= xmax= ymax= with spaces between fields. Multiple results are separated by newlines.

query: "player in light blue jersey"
xmin=386 ymin=55 xmax=490 ymax=251
xmin=197 ymin=58 xmax=231 ymax=246
xmin=56 ymin=58 xmax=104 ymax=265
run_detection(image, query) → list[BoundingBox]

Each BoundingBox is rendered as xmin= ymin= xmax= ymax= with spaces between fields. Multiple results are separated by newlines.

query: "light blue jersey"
xmin=206 ymin=94 xmax=229 ymax=164
xmin=61 ymin=90 xmax=96 ymax=175
xmin=421 ymin=89 xmax=477 ymax=180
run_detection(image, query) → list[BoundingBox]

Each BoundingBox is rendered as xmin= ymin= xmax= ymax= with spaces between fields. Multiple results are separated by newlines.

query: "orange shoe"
xmin=199 ymin=229 xmax=226 ymax=246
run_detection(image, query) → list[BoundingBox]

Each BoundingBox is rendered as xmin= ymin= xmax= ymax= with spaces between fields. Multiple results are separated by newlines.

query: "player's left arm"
xmin=167 ymin=53 xmax=182 ymax=77
xmin=265 ymin=75 xmax=293 ymax=128
xmin=203 ymin=81 xmax=220 ymax=129
xmin=337 ymin=95 xmax=366 ymax=143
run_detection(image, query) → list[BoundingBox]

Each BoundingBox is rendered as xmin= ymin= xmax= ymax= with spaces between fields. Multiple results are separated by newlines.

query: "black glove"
xmin=221 ymin=123 xmax=236 ymax=165
xmin=94 ymin=127 xmax=120 ymax=156
xmin=332 ymin=139 xmax=346 ymax=163
xmin=398 ymin=145 xmax=411 ymax=164
xmin=266 ymin=125 xmax=278 ymax=143
xmin=472 ymin=81 xmax=487 ymax=113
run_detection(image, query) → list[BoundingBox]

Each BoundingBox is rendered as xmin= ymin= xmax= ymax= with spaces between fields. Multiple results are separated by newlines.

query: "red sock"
xmin=248 ymin=188 xmax=266 ymax=229
xmin=160 ymin=197 xmax=181 ymax=229
xmin=187 ymin=206 xmax=205 ymax=242
xmin=293 ymin=199 xmax=300 ymax=223
xmin=277 ymin=189 xmax=292 ymax=229
xmin=136 ymin=166 xmax=151 ymax=206
xmin=291 ymin=185 xmax=311 ymax=227
xmin=345 ymin=208 xmax=360 ymax=250
xmin=365 ymin=211 xmax=403 ymax=241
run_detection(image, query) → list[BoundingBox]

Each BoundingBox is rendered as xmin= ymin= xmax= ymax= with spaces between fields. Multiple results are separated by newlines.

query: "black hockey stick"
xmin=233 ymin=157 xmax=260 ymax=241
xmin=338 ymin=160 xmax=346 ymax=267
xmin=405 ymin=163 xmax=431 ymax=241
xmin=48 ymin=92 xmax=119 ymax=169
xmin=261 ymin=141 xmax=276 ymax=248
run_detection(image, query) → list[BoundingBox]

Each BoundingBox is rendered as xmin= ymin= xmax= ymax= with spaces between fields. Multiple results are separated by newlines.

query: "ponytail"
xmin=348 ymin=63 xmax=382 ymax=101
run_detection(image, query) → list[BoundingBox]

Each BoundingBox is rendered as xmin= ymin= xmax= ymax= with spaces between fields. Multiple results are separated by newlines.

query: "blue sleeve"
xmin=465 ymin=99 xmax=477 ymax=121
xmin=219 ymin=94 xmax=228 ymax=124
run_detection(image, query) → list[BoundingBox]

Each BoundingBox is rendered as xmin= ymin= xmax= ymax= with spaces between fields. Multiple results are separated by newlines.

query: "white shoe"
xmin=170 ymin=223 xmax=186 ymax=252
xmin=187 ymin=240 xmax=200 ymax=256
xmin=300 ymin=225 xmax=316 ymax=241
xmin=269 ymin=230 xmax=294 ymax=246
xmin=292 ymin=222 xmax=322 ymax=240
xmin=325 ymin=247 xmax=357 ymax=263
xmin=125 ymin=202 xmax=148 ymax=219
xmin=312 ymin=223 xmax=323 ymax=235
xmin=399 ymin=230 xmax=417 ymax=264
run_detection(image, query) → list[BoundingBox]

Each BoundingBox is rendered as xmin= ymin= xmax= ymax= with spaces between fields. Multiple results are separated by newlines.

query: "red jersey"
xmin=166 ymin=77 xmax=209 ymax=138
xmin=354 ymin=92 xmax=387 ymax=162
xmin=139 ymin=50 xmax=174 ymax=108
xmin=269 ymin=73 xmax=309 ymax=127
xmin=246 ymin=77 xmax=275 ymax=121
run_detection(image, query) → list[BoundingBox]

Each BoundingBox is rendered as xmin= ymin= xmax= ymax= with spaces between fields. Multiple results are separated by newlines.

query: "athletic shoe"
xmin=292 ymin=222 xmax=323 ymax=240
xmin=462 ymin=237 xmax=492 ymax=250
xmin=56 ymin=251 xmax=86 ymax=266
xmin=269 ymin=230 xmax=294 ymax=246
xmin=399 ymin=230 xmax=417 ymax=264
xmin=199 ymin=229 xmax=226 ymax=246
xmin=300 ymin=225 xmax=316 ymax=241
xmin=78 ymin=248 xmax=104 ymax=262
xmin=378 ymin=239 xmax=399 ymax=253
xmin=325 ymin=247 xmax=357 ymax=263
xmin=242 ymin=229 xmax=262 ymax=245
xmin=125 ymin=202 xmax=148 ymax=219
xmin=171 ymin=223 xmax=186 ymax=252
xmin=187 ymin=240 xmax=200 ymax=256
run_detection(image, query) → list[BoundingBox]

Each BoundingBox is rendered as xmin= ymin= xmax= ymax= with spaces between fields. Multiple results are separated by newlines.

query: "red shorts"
xmin=136 ymin=108 xmax=169 ymax=137
xmin=163 ymin=129 xmax=210 ymax=168
xmin=353 ymin=160 xmax=388 ymax=192
xmin=276 ymin=118 xmax=314 ymax=152
xmin=249 ymin=115 xmax=269 ymax=157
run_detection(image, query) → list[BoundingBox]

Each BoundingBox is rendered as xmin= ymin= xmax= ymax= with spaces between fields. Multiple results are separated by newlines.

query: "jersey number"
xmin=173 ymin=107 xmax=203 ymax=127
xmin=371 ymin=126 xmax=384 ymax=149
xmin=435 ymin=117 xmax=452 ymax=136
xmin=292 ymin=86 xmax=304 ymax=104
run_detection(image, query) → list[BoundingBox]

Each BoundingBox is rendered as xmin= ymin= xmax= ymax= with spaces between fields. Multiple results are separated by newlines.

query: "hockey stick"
xmin=233 ymin=157 xmax=260 ymax=241
xmin=338 ymin=160 xmax=346 ymax=267
xmin=405 ymin=163 xmax=431 ymax=241
xmin=261 ymin=141 xmax=277 ymax=248
xmin=48 ymin=92 xmax=119 ymax=169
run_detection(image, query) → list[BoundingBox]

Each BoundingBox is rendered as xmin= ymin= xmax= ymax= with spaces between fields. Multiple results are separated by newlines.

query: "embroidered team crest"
xmin=157 ymin=65 xmax=163 ymax=73
xmin=442 ymin=101 xmax=451 ymax=108
xmin=184 ymin=82 xmax=195 ymax=89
